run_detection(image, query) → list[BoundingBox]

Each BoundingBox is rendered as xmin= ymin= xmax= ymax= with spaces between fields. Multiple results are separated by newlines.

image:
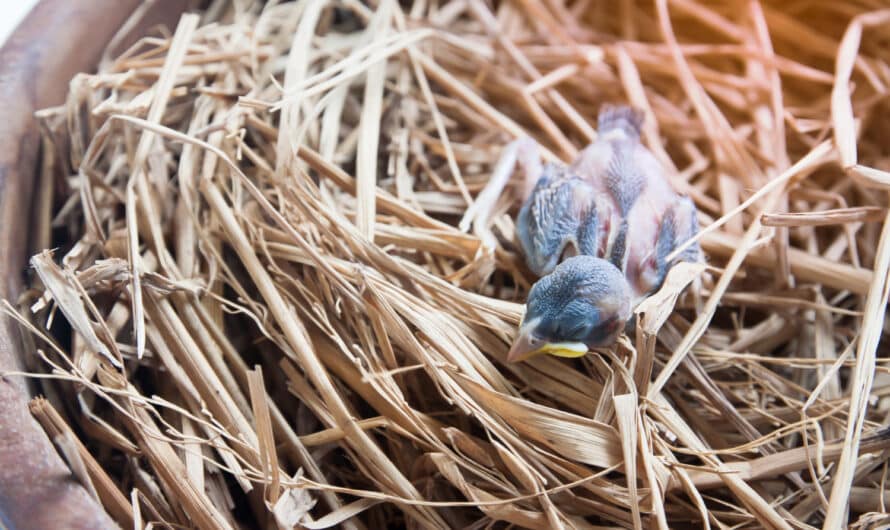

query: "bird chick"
xmin=505 ymin=105 xmax=702 ymax=362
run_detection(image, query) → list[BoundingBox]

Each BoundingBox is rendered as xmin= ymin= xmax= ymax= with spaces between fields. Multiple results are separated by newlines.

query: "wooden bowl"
xmin=0 ymin=2 xmax=187 ymax=528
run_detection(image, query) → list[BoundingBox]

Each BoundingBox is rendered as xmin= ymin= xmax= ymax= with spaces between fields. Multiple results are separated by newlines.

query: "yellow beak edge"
xmin=506 ymin=336 xmax=588 ymax=363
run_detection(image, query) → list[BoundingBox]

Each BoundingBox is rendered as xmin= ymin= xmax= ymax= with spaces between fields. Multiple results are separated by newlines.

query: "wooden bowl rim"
xmin=0 ymin=2 xmax=185 ymax=528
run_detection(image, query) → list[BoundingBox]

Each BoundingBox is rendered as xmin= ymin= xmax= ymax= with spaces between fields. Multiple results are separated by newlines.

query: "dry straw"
xmin=10 ymin=1 xmax=890 ymax=528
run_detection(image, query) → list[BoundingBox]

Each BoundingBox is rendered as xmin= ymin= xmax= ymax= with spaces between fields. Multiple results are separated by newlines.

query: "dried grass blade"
xmin=30 ymin=251 xmax=119 ymax=368
xmin=248 ymin=366 xmax=281 ymax=506
xmin=125 ymin=14 xmax=198 ymax=359
xmin=761 ymin=206 xmax=886 ymax=227
xmin=274 ymin=0 xmax=326 ymax=174
xmin=823 ymin=206 xmax=890 ymax=528
xmin=354 ymin=1 xmax=394 ymax=241
xmin=461 ymin=377 xmax=621 ymax=468
xmin=302 ymin=499 xmax=382 ymax=529
xmin=613 ymin=394 xmax=642 ymax=530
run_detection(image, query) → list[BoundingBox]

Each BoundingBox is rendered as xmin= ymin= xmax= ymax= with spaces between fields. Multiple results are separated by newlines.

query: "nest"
xmin=11 ymin=1 xmax=890 ymax=528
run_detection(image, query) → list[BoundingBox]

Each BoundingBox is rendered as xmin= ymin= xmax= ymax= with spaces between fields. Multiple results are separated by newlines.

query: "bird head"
xmin=507 ymin=255 xmax=633 ymax=362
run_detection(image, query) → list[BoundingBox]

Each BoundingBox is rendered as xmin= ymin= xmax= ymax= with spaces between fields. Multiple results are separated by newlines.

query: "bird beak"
xmin=507 ymin=327 xmax=541 ymax=363
xmin=507 ymin=321 xmax=588 ymax=363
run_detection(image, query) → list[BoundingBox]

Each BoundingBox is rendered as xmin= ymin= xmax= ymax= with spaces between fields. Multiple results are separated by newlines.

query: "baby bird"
xmin=495 ymin=105 xmax=702 ymax=362
xmin=508 ymin=255 xmax=633 ymax=361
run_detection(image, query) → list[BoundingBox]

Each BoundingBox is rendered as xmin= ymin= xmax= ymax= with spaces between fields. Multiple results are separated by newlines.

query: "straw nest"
xmin=11 ymin=1 xmax=890 ymax=528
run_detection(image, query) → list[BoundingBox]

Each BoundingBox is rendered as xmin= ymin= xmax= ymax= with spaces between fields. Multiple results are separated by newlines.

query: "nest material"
xmin=12 ymin=1 xmax=890 ymax=528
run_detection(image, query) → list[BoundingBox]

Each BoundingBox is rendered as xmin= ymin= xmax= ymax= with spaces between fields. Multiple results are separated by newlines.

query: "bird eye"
xmin=585 ymin=316 xmax=624 ymax=346
xmin=564 ymin=322 xmax=590 ymax=341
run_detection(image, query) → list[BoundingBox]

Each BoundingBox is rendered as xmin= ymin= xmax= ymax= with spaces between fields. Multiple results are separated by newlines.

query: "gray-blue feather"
xmin=597 ymin=104 xmax=644 ymax=140
xmin=654 ymin=206 xmax=677 ymax=288
xmin=675 ymin=196 xmax=702 ymax=262
xmin=606 ymin=144 xmax=646 ymax=216
xmin=608 ymin=219 xmax=629 ymax=271
xmin=576 ymin=202 xmax=600 ymax=257
xmin=517 ymin=165 xmax=592 ymax=275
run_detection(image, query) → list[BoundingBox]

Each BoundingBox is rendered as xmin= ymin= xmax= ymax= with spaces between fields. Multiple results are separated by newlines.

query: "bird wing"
xmin=517 ymin=164 xmax=599 ymax=276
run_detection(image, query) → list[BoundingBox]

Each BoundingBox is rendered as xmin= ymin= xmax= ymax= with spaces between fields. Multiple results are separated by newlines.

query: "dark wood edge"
xmin=0 ymin=1 xmax=184 ymax=528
